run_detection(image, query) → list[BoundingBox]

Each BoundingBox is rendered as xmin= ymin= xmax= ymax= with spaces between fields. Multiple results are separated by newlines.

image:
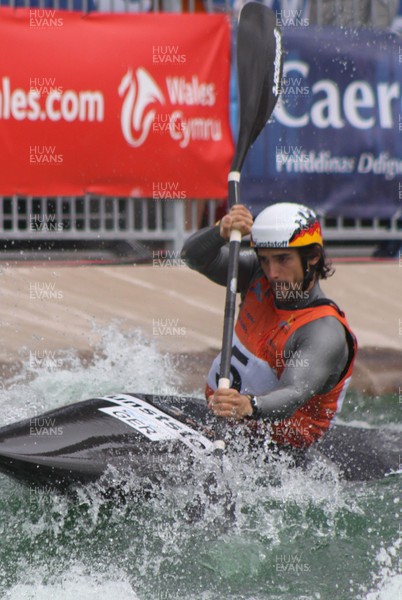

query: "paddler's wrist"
xmin=245 ymin=394 xmax=261 ymax=420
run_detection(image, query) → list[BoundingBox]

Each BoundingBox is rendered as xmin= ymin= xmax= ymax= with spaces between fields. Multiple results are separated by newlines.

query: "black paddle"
xmin=219 ymin=2 xmax=283 ymax=391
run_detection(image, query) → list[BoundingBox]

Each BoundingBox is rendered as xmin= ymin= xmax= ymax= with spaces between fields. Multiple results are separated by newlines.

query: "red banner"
xmin=0 ymin=9 xmax=233 ymax=199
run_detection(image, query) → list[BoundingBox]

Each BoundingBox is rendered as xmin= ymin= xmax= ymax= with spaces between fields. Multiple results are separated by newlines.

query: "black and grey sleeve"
xmin=181 ymin=226 xmax=259 ymax=293
xmin=254 ymin=316 xmax=350 ymax=421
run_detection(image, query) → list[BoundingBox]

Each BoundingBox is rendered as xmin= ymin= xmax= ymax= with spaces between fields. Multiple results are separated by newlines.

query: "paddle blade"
xmin=232 ymin=2 xmax=283 ymax=172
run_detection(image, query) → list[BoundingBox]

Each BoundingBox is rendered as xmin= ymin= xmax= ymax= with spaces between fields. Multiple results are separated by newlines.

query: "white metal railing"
xmin=307 ymin=0 xmax=399 ymax=28
xmin=321 ymin=215 xmax=402 ymax=241
xmin=0 ymin=198 xmax=219 ymax=253
xmin=1 ymin=198 xmax=401 ymax=249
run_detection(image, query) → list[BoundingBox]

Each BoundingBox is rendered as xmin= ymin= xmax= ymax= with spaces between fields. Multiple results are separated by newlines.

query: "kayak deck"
xmin=0 ymin=394 xmax=400 ymax=491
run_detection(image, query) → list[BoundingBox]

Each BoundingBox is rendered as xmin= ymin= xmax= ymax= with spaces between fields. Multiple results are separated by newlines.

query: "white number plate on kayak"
xmin=98 ymin=394 xmax=214 ymax=453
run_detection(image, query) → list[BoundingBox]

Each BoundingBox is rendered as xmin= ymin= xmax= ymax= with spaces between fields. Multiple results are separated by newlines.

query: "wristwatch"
xmin=246 ymin=394 xmax=261 ymax=419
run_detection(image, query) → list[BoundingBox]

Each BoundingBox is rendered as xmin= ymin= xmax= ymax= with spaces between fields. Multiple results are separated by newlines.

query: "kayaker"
xmin=181 ymin=202 xmax=358 ymax=450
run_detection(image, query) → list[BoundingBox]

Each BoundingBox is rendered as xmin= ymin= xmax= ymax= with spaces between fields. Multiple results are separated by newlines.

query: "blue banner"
xmin=239 ymin=25 xmax=402 ymax=219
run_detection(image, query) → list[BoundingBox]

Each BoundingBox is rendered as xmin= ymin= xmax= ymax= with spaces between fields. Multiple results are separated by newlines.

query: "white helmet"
xmin=251 ymin=203 xmax=323 ymax=249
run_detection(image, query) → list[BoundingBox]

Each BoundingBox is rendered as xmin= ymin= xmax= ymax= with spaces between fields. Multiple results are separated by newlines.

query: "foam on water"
xmin=5 ymin=564 xmax=139 ymax=600
xmin=0 ymin=324 xmax=400 ymax=600
xmin=364 ymin=536 xmax=402 ymax=600
xmin=0 ymin=322 xmax=182 ymax=425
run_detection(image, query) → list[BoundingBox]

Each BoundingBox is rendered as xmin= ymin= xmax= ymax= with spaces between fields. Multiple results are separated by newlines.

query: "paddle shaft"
xmin=218 ymin=3 xmax=282 ymax=389
xmin=219 ymin=173 xmax=241 ymax=389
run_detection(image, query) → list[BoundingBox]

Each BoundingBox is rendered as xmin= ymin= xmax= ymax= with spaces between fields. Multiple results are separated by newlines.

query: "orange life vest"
xmin=206 ymin=274 xmax=357 ymax=448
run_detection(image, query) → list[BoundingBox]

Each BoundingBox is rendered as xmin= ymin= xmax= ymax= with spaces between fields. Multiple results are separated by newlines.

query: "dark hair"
xmin=298 ymin=244 xmax=334 ymax=280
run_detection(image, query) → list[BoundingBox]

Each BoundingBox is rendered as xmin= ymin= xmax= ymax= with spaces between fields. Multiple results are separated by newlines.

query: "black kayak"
xmin=0 ymin=393 xmax=400 ymax=492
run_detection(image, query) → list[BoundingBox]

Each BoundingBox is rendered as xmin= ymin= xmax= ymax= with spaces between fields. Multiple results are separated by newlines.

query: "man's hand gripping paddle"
xmin=219 ymin=3 xmax=283 ymax=397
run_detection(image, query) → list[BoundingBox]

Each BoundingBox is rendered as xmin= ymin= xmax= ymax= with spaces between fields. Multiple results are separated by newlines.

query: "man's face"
xmin=257 ymin=248 xmax=307 ymax=303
